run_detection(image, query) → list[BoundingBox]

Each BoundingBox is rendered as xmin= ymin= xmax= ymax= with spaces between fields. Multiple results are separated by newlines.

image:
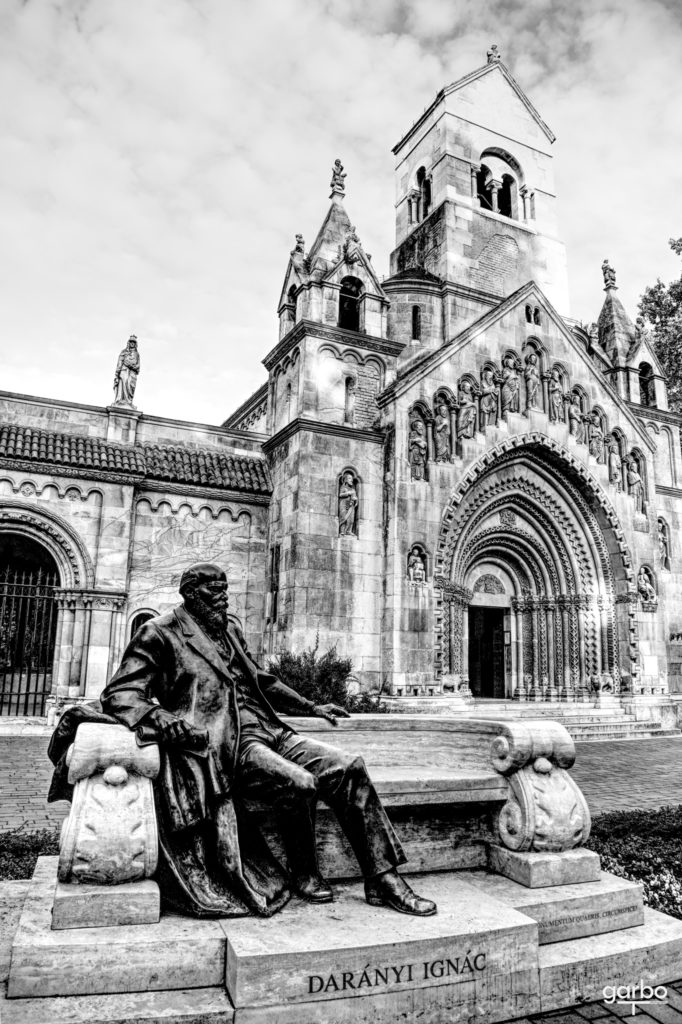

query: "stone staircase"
xmin=381 ymin=698 xmax=680 ymax=742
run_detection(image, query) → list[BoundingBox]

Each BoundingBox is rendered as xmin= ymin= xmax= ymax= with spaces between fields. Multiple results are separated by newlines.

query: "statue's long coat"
xmin=98 ymin=606 xmax=315 ymax=917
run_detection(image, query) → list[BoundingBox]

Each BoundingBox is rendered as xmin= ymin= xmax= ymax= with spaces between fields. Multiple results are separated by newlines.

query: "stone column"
xmin=546 ymin=602 xmax=556 ymax=695
xmin=54 ymin=593 xmax=76 ymax=699
xmin=513 ymin=600 xmax=524 ymax=700
xmin=520 ymin=185 xmax=528 ymax=220
xmin=489 ymin=180 xmax=501 ymax=214
xmin=426 ymin=421 xmax=435 ymax=465
xmin=560 ymin=598 xmax=571 ymax=700
xmin=599 ymin=598 xmax=610 ymax=678
xmin=470 ymin=164 xmax=480 ymax=203
xmin=69 ymin=601 xmax=86 ymax=698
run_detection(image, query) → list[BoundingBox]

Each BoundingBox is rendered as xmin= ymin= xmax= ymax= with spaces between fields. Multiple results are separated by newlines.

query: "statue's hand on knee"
xmin=311 ymin=703 xmax=351 ymax=726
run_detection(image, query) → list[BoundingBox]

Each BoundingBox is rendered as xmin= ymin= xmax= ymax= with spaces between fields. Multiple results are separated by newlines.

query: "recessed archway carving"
xmin=434 ymin=435 xmax=636 ymax=699
xmin=0 ymin=501 xmax=94 ymax=588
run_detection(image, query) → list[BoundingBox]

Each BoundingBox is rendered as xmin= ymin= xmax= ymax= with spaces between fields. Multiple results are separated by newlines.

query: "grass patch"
xmin=0 ymin=826 xmax=60 ymax=881
xmin=586 ymin=805 xmax=682 ymax=919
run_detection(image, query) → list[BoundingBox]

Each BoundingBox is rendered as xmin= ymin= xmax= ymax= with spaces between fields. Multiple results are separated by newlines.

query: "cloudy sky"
xmin=2 ymin=0 xmax=681 ymax=425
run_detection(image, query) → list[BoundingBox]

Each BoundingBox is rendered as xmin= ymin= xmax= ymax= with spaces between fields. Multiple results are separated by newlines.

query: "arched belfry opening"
xmin=0 ymin=533 xmax=60 ymax=716
xmin=338 ymin=276 xmax=363 ymax=332
xmin=435 ymin=439 xmax=633 ymax=701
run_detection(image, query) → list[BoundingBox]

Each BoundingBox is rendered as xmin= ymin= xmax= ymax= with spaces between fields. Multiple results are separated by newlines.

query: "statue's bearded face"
xmin=184 ymin=572 xmax=229 ymax=634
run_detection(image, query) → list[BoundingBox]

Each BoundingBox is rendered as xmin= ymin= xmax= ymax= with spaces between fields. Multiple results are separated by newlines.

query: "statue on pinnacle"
xmin=330 ymin=159 xmax=347 ymax=199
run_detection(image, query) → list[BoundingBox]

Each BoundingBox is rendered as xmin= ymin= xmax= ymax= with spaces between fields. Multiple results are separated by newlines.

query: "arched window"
xmin=498 ymin=174 xmax=517 ymax=218
xmin=344 ymin=377 xmax=356 ymax=425
xmin=338 ymin=276 xmax=363 ymax=332
xmin=476 ymin=164 xmax=493 ymax=211
xmin=639 ymin=363 xmax=656 ymax=407
xmin=130 ymin=610 xmax=155 ymax=638
xmin=412 ymin=305 xmax=422 ymax=341
xmin=525 ymin=305 xmax=533 ymax=323
xmin=416 ymin=166 xmax=431 ymax=221
xmin=533 ymin=307 xmax=541 ymax=326
xmin=287 ymin=285 xmax=297 ymax=323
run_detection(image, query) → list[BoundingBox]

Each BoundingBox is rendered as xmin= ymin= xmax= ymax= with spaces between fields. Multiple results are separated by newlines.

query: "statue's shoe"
xmin=365 ymin=870 xmax=437 ymax=916
xmin=294 ymin=873 xmax=334 ymax=903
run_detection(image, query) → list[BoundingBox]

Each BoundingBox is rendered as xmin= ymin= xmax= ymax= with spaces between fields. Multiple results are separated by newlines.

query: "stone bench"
xmin=55 ymin=713 xmax=597 ymax=916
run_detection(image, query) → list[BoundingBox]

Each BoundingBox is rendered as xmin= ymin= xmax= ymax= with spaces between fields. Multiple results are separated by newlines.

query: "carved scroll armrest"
xmin=488 ymin=720 xmax=591 ymax=854
xmin=58 ymin=723 xmax=160 ymax=885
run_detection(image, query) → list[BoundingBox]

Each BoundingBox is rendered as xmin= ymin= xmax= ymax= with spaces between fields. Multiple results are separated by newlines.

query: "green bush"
xmin=586 ymin=805 xmax=682 ymax=919
xmin=267 ymin=637 xmax=393 ymax=713
xmin=0 ymin=826 xmax=60 ymax=881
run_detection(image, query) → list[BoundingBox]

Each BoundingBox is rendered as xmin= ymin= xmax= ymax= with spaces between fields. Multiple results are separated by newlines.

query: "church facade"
xmin=1 ymin=52 xmax=681 ymax=721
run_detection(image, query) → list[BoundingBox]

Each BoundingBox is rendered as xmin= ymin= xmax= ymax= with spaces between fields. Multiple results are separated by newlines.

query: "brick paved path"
xmin=2 ymin=731 xmax=682 ymax=832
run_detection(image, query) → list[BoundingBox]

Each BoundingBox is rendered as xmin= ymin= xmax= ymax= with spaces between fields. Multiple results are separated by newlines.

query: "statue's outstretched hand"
xmin=311 ymin=703 xmax=351 ymax=726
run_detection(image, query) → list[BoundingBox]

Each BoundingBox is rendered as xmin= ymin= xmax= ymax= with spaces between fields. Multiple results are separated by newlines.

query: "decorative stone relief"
xmin=658 ymin=517 xmax=671 ymax=571
xmin=408 ymin=417 xmax=428 ymax=481
xmin=338 ymin=470 xmax=359 ymax=536
xmin=456 ymin=382 xmax=477 ymax=440
xmin=407 ymin=545 xmax=427 ymax=584
xmin=480 ymin=368 xmax=499 ymax=428
xmin=498 ymin=354 xmax=521 ymax=415
xmin=499 ymin=509 xmax=517 ymax=528
xmin=473 ymin=574 xmax=504 ymax=594
xmin=524 ymin=354 xmax=540 ymax=411
xmin=434 ymin=403 xmax=452 ymax=461
xmin=58 ymin=723 xmax=159 ymax=884
xmin=490 ymin=722 xmax=590 ymax=853
xmin=637 ymin=565 xmax=657 ymax=608
xmin=567 ymin=393 xmax=585 ymax=443
xmin=547 ymin=369 xmax=565 ymax=422
xmin=607 ymin=442 xmax=622 ymax=491
xmin=626 ymin=456 xmax=645 ymax=514
xmin=587 ymin=412 xmax=604 ymax=460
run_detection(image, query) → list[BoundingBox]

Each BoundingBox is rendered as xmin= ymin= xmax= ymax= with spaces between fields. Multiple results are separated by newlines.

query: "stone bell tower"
xmin=388 ymin=45 xmax=570 ymax=344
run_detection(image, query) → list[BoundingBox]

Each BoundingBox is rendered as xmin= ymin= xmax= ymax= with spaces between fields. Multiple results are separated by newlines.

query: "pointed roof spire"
xmin=597 ymin=260 xmax=636 ymax=363
xmin=330 ymin=158 xmax=347 ymax=200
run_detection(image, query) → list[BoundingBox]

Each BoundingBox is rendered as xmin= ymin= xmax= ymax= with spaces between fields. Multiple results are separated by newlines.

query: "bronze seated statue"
xmin=92 ymin=562 xmax=436 ymax=919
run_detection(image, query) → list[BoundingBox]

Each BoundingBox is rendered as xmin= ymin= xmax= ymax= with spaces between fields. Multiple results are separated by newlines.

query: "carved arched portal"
xmin=435 ymin=437 xmax=636 ymax=700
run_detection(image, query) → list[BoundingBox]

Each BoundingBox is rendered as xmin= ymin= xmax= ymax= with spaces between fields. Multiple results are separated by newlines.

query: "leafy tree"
xmin=638 ymin=237 xmax=682 ymax=411
xmin=267 ymin=636 xmax=392 ymax=712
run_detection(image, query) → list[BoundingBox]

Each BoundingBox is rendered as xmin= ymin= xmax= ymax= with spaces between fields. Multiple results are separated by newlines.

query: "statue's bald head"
xmin=179 ymin=562 xmax=226 ymax=597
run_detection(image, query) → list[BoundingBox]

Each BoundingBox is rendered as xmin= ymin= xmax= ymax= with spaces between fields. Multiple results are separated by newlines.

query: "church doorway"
xmin=468 ymin=606 xmax=506 ymax=698
xmin=0 ymin=534 xmax=59 ymax=716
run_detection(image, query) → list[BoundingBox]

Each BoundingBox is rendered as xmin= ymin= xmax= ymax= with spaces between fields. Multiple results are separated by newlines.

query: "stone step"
xmin=457 ymin=870 xmax=644 ymax=945
xmin=539 ymin=907 xmax=682 ymax=1011
xmin=1 ymin=986 xmax=235 ymax=1024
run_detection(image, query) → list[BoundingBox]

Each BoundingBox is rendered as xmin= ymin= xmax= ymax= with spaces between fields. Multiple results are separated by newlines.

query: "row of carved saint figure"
xmin=407 ymin=355 xmax=648 ymax=510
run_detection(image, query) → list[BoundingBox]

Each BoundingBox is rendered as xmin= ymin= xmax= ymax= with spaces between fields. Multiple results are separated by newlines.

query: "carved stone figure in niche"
xmin=113 ymin=335 xmax=140 ymax=406
xmin=456 ymin=384 xmax=477 ymax=440
xmin=499 ymin=354 xmax=520 ymax=415
xmin=626 ymin=457 xmax=645 ymax=514
xmin=434 ymin=403 xmax=452 ymax=461
xmin=658 ymin=518 xmax=671 ymax=570
xmin=524 ymin=354 xmax=540 ymax=410
xmin=548 ymin=370 xmax=565 ymax=422
xmin=607 ymin=442 xmax=622 ymax=491
xmin=338 ymin=472 xmax=359 ymax=536
xmin=409 ymin=419 xmax=428 ymax=480
xmin=567 ymin=393 xmax=585 ymax=443
xmin=291 ymin=234 xmax=305 ymax=255
xmin=343 ymin=226 xmax=361 ymax=264
xmin=480 ymin=369 xmax=499 ymax=427
xmin=637 ymin=566 xmax=657 ymax=604
xmin=587 ymin=412 xmax=604 ymax=460
xmin=407 ymin=547 xmax=427 ymax=583
xmin=93 ymin=563 xmax=436 ymax=918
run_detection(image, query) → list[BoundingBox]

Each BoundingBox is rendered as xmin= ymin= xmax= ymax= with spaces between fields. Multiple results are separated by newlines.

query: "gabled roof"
xmin=0 ymin=424 xmax=272 ymax=494
xmin=393 ymin=59 xmax=555 ymax=154
xmin=377 ymin=280 xmax=655 ymax=452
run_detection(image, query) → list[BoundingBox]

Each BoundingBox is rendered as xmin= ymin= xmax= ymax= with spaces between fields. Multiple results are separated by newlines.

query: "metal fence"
xmin=0 ymin=567 xmax=58 ymax=716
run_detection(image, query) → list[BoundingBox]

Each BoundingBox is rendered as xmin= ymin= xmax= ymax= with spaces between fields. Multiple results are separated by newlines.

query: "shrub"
xmin=267 ymin=637 xmax=394 ymax=712
xmin=0 ymin=825 xmax=60 ymax=881
xmin=586 ymin=805 xmax=682 ymax=919
xmin=268 ymin=637 xmax=354 ymax=708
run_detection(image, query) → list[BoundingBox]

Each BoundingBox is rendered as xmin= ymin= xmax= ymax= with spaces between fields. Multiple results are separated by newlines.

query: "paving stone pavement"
xmin=3 ymin=731 xmax=682 ymax=832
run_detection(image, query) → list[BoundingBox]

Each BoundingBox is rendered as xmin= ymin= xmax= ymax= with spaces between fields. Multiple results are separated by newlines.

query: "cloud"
xmin=1 ymin=0 xmax=681 ymax=421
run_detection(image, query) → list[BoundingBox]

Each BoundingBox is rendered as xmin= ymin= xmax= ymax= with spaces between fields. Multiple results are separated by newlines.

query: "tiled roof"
xmin=0 ymin=425 xmax=271 ymax=495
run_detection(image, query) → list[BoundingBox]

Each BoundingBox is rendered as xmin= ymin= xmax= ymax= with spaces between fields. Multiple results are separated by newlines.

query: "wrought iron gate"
xmin=0 ymin=568 xmax=58 ymax=716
